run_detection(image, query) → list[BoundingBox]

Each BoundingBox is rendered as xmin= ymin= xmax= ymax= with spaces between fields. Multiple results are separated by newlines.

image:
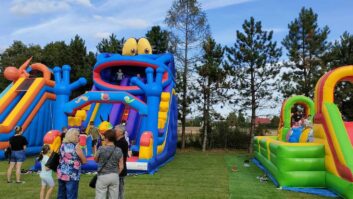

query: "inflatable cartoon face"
xmin=93 ymin=37 xmax=173 ymax=93
xmin=122 ymin=38 xmax=152 ymax=56
xmin=137 ymin=38 xmax=152 ymax=55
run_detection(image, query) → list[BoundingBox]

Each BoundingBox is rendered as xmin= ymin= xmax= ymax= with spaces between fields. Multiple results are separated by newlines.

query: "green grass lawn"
xmin=0 ymin=150 xmax=335 ymax=199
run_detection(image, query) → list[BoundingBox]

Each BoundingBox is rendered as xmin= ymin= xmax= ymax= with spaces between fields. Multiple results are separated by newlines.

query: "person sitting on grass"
xmin=38 ymin=144 xmax=54 ymax=199
xmin=7 ymin=126 xmax=28 ymax=184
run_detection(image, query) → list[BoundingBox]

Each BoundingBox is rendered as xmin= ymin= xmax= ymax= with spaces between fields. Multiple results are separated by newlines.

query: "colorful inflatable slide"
xmin=254 ymin=65 xmax=353 ymax=198
xmin=1 ymin=38 xmax=178 ymax=174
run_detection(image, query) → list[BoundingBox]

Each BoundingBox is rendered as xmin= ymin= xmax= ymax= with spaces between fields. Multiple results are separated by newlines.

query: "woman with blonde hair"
xmin=7 ymin=126 xmax=28 ymax=183
xmin=57 ymin=128 xmax=87 ymax=199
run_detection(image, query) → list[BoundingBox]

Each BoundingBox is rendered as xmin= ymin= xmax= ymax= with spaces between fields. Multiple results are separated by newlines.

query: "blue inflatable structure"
xmin=1 ymin=39 xmax=178 ymax=174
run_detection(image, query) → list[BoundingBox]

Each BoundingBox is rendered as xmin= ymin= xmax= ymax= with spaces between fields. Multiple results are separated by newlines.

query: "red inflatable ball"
xmin=4 ymin=67 xmax=20 ymax=81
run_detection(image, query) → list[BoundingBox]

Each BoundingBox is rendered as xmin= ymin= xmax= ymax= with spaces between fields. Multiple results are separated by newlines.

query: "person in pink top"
xmin=79 ymin=129 xmax=88 ymax=156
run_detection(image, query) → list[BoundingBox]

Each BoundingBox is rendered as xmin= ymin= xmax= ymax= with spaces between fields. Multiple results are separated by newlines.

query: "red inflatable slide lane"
xmin=344 ymin=122 xmax=353 ymax=146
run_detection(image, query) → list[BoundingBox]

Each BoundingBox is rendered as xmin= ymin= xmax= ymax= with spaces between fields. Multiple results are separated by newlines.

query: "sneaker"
xmin=259 ymin=176 xmax=268 ymax=181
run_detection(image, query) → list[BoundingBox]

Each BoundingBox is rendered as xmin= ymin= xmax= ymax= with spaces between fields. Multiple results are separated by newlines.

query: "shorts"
xmin=92 ymin=139 xmax=97 ymax=147
xmin=10 ymin=150 xmax=26 ymax=162
xmin=40 ymin=175 xmax=55 ymax=187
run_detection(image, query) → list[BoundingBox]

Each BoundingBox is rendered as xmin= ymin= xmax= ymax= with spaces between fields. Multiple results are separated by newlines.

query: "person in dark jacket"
xmin=7 ymin=126 xmax=28 ymax=183
xmin=114 ymin=125 xmax=128 ymax=199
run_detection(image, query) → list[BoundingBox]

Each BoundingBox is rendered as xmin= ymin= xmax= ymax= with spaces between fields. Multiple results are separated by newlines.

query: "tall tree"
xmin=192 ymin=36 xmax=229 ymax=151
xmin=0 ymin=41 xmax=43 ymax=89
xmin=42 ymin=41 xmax=70 ymax=67
xmin=281 ymin=7 xmax=330 ymax=97
xmin=145 ymin=26 xmax=169 ymax=54
xmin=68 ymin=35 xmax=95 ymax=97
xmin=165 ymin=0 xmax=209 ymax=149
xmin=325 ymin=32 xmax=353 ymax=120
xmin=96 ymin=33 xmax=124 ymax=54
xmin=0 ymin=41 xmax=42 ymax=67
xmin=225 ymin=17 xmax=282 ymax=153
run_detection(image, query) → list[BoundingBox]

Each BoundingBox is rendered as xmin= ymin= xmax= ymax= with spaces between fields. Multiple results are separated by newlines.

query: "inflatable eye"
xmin=137 ymin=38 xmax=152 ymax=54
xmin=122 ymin=38 xmax=138 ymax=56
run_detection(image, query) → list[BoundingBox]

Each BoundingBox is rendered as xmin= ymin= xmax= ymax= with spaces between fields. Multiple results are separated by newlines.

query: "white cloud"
xmin=264 ymin=27 xmax=286 ymax=33
xmin=10 ymin=0 xmax=70 ymax=15
xmin=10 ymin=14 xmax=149 ymax=48
xmin=72 ymin=0 xmax=93 ymax=7
xmin=201 ymin=0 xmax=254 ymax=10
xmin=10 ymin=0 xmax=92 ymax=15
xmin=95 ymin=32 xmax=111 ymax=39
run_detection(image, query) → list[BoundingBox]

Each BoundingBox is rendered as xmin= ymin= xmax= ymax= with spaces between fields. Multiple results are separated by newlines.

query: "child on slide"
xmin=303 ymin=115 xmax=314 ymax=142
xmin=287 ymin=120 xmax=303 ymax=142
xmin=38 ymin=145 xmax=54 ymax=199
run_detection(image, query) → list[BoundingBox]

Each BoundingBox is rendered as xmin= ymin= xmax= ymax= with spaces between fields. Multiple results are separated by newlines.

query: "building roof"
xmin=255 ymin=117 xmax=271 ymax=125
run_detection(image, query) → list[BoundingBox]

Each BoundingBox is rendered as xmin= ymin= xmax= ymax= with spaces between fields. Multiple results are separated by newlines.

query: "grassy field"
xmin=0 ymin=150 xmax=334 ymax=199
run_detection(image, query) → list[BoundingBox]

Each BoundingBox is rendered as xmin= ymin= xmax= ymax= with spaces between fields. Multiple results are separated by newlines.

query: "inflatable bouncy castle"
xmin=254 ymin=66 xmax=353 ymax=198
xmin=0 ymin=38 xmax=178 ymax=174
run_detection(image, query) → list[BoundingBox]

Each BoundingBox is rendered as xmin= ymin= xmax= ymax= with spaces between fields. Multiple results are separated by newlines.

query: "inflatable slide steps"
xmin=68 ymin=105 xmax=90 ymax=128
xmin=158 ymin=92 xmax=170 ymax=130
xmin=253 ymin=136 xmax=326 ymax=187
xmin=138 ymin=91 xmax=172 ymax=160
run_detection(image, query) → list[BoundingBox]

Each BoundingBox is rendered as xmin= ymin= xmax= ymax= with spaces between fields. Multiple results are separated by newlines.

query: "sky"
xmin=1 ymin=0 xmax=353 ymax=117
xmin=1 ymin=0 xmax=353 ymax=53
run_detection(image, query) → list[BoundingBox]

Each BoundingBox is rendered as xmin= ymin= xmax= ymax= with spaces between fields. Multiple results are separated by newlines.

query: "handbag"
xmin=4 ymin=147 xmax=12 ymax=163
xmin=89 ymin=146 xmax=116 ymax=188
xmin=45 ymin=151 xmax=60 ymax=171
xmin=4 ymin=147 xmax=11 ymax=159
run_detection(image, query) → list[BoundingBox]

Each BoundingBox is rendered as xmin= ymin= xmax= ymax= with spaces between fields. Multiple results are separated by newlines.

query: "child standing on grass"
xmin=38 ymin=145 xmax=54 ymax=199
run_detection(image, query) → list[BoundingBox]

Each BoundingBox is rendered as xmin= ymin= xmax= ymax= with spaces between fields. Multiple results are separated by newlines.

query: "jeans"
xmin=10 ymin=150 xmax=26 ymax=162
xmin=57 ymin=179 xmax=79 ymax=199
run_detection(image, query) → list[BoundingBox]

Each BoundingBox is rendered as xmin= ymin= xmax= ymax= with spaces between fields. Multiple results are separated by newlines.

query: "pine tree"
xmin=325 ymin=32 xmax=353 ymax=120
xmin=192 ymin=36 xmax=230 ymax=151
xmin=96 ymin=33 xmax=123 ymax=54
xmin=225 ymin=17 xmax=282 ymax=153
xmin=68 ymin=35 xmax=94 ymax=97
xmin=165 ymin=0 xmax=209 ymax=149
xmin=145 ymin=26 xmax=169 ymax=54
xmin=281 ymin=7 xmax=330 ymax=97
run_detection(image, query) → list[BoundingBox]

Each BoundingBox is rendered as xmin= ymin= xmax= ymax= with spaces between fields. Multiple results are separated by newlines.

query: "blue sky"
xmin=1 ymin=0 xmax=353 ymax=54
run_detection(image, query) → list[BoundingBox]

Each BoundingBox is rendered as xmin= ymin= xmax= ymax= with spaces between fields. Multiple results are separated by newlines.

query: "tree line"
xmin=1 ymin=0 xmax=353 ymax=152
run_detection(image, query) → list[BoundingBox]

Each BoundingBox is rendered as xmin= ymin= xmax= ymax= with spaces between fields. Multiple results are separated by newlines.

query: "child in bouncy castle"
xmin=79 ymin=129 xmax=88 ymax=156
xmin=287 ymin=114 xmax=304 ymax=142
xmin=303 ymin=115 xmax=314 ymax=142
xmin=38 ymin=145 xmax=54 ymax=199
